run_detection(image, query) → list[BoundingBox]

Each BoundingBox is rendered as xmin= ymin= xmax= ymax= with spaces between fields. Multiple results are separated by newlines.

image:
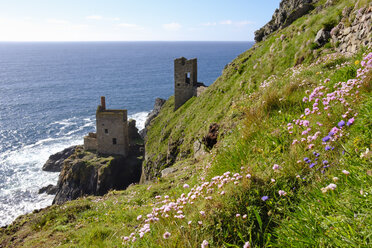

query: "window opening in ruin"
xmin=112 ymin=138 xmax=117 ymax=145
xmin=185 ymin=72 xmax=190 ymax=84
xmin=105 ymin=129 xmax=108 ymax=134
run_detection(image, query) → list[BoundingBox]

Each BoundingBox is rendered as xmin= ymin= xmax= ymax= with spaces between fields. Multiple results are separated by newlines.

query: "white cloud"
xmin=111 ymin=17 xmax=120 ymax=21
xmin=220 ymin=20 xmax=233 ymax=25
xmin=220 ymin=20 xmax=253 ymax=26
xmin=235 ymin=20 xmax=254 ymax=26
xmin=117 ymin=23 xmax=144 ymax=30
xmin=86 ymin=15 xmax=103 ymax=20
xmin=47 ymin=19 xmax=70 ymax=25
xmin=201 ymin=22 xmax=217 ymax=26
xmin=162 ymin=22 xmax=181 ymax=31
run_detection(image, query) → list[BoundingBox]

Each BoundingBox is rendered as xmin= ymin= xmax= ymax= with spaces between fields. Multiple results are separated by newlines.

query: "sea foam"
xmin=0 ymin=112 xmax=148 ymax=227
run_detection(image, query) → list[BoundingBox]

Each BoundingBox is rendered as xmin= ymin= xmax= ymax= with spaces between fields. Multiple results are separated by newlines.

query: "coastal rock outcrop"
xmin=53 ymin=146 xmax=142 ymax=204
xmin=330 ymin=3 xmax=372 ymax=54
xmin=38 ymin=184 xmax=58 ymax=195
xmin=139 ymin=98 xmax=166 ymax=139
xmin=42 ymin=146 xmax=77 ymax=172
xmin=254 ymin=0 xmax=316 ymax=42
xmin=128 ymin=119 xmax=142 ymax=145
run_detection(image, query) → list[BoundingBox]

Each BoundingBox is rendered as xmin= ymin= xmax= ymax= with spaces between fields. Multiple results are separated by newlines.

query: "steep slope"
xmin=1 ymin=0 xmax=371 ymax=247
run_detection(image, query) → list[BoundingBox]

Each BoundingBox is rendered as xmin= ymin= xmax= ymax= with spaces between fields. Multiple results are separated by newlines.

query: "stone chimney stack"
xmin=101 ymin=96 xmax=106 ymax=110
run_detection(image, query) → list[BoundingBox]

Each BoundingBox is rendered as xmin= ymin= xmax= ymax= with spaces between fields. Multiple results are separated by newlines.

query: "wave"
xmin=129 ymin=111 xmax=149 ymax=130
xmin=0 ymin=111 xmax=149 ymax=227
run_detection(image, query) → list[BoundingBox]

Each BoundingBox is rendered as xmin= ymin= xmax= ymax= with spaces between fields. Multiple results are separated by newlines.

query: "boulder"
xmin=42 ymin=146 xmax=77 ymax=172
xmin=314 ymin=29 xmax=331 ymax=46
xmin=38 ymin=184 xmax=58 ymax=195
xmin=202 ymin=123 xmax=219 ymax=149
xmin=161 ymin=167 xmax=178 ymax=177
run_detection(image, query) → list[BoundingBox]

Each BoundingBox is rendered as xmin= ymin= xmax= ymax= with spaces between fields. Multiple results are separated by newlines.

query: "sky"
xmin=0 ymin=0 xmax=281 ymax=41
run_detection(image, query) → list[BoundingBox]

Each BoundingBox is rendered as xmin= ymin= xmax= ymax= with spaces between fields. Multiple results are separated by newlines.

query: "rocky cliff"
xmin=255 ymin=0 xmax=316 ymax=42
xmin=330 ymin=3 xmax=372 ymax=53
xmin=42 ymin=146 xmax=77 ymax=172
xmin=1 ymin=0 xmax=371 ymax=247
xmin=53 ymin=146 xmax=142 ymax=204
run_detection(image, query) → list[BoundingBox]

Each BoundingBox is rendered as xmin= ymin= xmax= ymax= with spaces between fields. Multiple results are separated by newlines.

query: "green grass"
xmin=1 ymin=0 xmax=371 ymax=247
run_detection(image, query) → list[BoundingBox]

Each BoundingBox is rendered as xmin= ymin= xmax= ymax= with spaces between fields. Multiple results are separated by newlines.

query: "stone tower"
xmin=174 ymin=57 xmax=198 ymax=110
xmin=84 ymin=96 xmax=129 ymax=157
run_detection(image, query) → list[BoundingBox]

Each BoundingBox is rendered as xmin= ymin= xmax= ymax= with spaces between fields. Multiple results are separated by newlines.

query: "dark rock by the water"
xmin=128 ymin=119 xmax=143 ymax=145
xmin=203 ymin=123 xmax=219 ymax=149
xmin=53 ymin=146 xmax=142 ymax=204
xmin=42 ymin=146 xmax=77 ymax=172
xmin=140 ymin=98 xmax=166 ymax=139
xmin=38 ymin=184 xmax=58 ymax=195
xmin=254 ymin=0 xmax=315 ymax=42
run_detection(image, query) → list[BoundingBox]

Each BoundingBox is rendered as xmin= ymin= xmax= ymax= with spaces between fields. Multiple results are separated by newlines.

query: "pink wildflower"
xmin=236 ymin=214 xmax=241 ymax=218
xmin=201 ymin=240 xmax=209 ymax=248
xmin=278 ymin=190 xmax=287 ymax=196
xmin=272 ymin=164 xmax=280 ymax=170
xmin=292 ymin=139 xmax=299 ymax=145
xmin=243 ymin=241 xmax=251 ymax=248
xmin=183 ymin=184 xmax=190 ymax=188
xmin=327 ymin=183 xmax=337 ymax=190
xmin=163 ymin=231 xmax=171 ymax=239
xmin=342 ymin=170 xmax=350 ymax=175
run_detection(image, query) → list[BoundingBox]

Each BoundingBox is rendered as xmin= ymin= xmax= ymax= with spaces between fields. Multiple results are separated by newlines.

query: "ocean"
xmin=0 ymin=41 xmax=253 ymax=226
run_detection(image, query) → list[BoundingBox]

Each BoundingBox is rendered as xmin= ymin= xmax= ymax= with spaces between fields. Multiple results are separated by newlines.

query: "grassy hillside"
xmin=1 ymin=0 xmax=371 ymax=247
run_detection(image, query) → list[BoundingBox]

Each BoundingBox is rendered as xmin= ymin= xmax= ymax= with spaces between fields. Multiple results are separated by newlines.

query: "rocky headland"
xmin=38 ymin=98 xmax=167 ymax=205
xmin=1 ymin=0 xmax=372 ymax=246
xmin=52 ymin=145 xmax=142 ymax=204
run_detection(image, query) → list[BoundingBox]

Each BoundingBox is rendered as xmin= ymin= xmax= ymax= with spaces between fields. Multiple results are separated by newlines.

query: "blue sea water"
xmin=0 ymin=41 xmax=252 ymax=226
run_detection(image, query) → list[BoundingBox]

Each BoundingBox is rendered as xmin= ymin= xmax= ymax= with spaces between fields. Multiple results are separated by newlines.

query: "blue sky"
xmin=0 ymin=0 xmax=280 ymax=41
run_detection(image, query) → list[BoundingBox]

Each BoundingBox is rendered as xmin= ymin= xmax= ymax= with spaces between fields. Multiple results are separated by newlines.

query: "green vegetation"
xmin=1 ymin=0 xmax=371 ymax=247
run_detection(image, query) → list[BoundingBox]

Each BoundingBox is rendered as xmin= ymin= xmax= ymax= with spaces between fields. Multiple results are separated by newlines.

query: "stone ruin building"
xmin=174 ymin=57 xmax=207 ymax=110
xmin=84 ymin=96 xmax=129 ymax=157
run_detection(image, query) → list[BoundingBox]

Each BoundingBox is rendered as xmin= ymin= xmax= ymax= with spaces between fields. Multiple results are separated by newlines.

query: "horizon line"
xmin=0 ymin=40 xmax=255 ymax=43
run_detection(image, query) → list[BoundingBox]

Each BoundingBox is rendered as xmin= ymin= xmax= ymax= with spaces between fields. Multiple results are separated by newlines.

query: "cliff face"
xmin=53 ymin=146 xmax=142 ymax=204
xmin=1 ymin=1 xmax=371 ymax=247
xmin=255 ymin=0 xmax=316 ymax=42
xmin=331 ymin=4 xmax=372 ymax=53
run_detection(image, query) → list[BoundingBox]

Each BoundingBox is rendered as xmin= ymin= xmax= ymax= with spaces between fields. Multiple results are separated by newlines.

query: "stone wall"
xmin=174 ymin=57 xmax=198 ymax=110
xmin=330 ymin=4 xmax=372 ymax=54
xmin=84 ymin=132 xmax=97 ymax=151
xmin=96 ymin=108 xmax=129 ymax=156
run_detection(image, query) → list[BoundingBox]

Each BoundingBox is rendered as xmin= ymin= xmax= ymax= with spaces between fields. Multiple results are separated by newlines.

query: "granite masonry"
xmin=84 ymin=96 xmax=129 ymax=157
xmin=174 ymin=57 xmax=207 ymax=110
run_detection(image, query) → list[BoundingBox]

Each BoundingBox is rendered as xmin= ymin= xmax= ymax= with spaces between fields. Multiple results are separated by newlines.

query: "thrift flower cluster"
xmin=122 ymin=170 xmax=253 ymax=246
xmin=287 ymin=51 xmax=372 ymax=190
xmin=121 ymin=51 xmax=371 ymax=246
